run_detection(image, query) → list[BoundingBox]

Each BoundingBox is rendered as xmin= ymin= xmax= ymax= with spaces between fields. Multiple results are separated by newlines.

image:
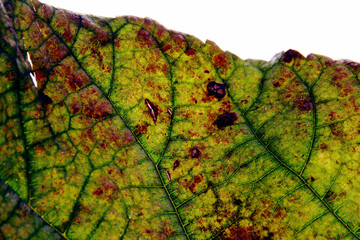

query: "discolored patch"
xmin=83 ymin=101 xmax=112 ymax=120
xmin=207 ymin=81 xmax=226 ymax=100
xmin=189 ymin=146 xmax=201 ymax=158
xmin=214 ymin=112 xmax=238 ymax=129
xmin=65 ymin=70 xmax=90 ymax=91
xmin=92 ymin=188 xmax=103 ymax=196
xmin=282 ymin=49 xmax=305 ymax=63
xmin=213 ymin=53 xmax=227 ymax=68
xmin=184 ymin=48 xmax=196 ymax=57
xmin=293 ymin=97 xmax=313 ymax=111
xmin=137 ymin=29 xmax=156 ymax=47
xmin=319 ymin=143 xmax=327 ymax=149
xmin=189 ymin=174 xmax=203 ymax=193
xmin=70 ymin=103 xmax=81 ymax=115
xmin=272 ymin=78 xmax=286 ymax=88
xmin=134 ymin=124 xmax=148 ymax=136
xmin=79 ymin=86 xmax=113 ymax=120
xmin=145 ymin=99 xmax=159 ymax=124
xmin=92 ymin=177 xmax=119 ymax=202
xmin=329 ymin=123 xmax=342 ymax=137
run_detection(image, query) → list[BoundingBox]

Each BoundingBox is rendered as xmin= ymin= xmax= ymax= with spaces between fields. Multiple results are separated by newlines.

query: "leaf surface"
xmin=0 ymin=180 xmax=63 ymax=239
xmin=1 ymin=0 xmax=360 ymax=239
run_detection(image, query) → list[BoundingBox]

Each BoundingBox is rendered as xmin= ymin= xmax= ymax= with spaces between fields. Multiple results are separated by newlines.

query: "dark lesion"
xmin=214 ymin=112 xmax=238 ymax=129
xmin=207 ymin=81 xmax=226 ymax=100
xmin=189 ymin=146 xmax=201 ymax=158
xmin=281 ymin=49 xmax=305 ymax=63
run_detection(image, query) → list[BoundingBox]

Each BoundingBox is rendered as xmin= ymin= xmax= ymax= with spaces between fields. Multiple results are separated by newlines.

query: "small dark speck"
xmin=173 ymin=160 xmax=180 ymax=170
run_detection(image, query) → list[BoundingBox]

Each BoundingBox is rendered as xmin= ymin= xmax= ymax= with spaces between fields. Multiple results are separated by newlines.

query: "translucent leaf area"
xmin=1 ymin=0 xmax=360 ymax=239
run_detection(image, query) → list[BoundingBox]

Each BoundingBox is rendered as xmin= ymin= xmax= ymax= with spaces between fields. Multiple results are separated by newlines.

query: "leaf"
xmin=0 ymin=180 xmax=63 ymax=239
xmin=1 ymin=0 xmax=360 ymax=239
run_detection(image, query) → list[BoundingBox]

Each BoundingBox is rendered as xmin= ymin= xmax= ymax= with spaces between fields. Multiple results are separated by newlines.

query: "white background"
xmin=39 ymin=0 xmax=360 ymax=62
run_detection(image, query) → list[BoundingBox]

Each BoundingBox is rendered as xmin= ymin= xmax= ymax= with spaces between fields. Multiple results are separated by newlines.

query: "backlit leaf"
xmin=1 ymin=0 xmax=360 ymax=239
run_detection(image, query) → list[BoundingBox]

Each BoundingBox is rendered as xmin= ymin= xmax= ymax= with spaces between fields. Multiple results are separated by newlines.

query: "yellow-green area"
xmin=1 ymin=0 xmax=360 ymax=239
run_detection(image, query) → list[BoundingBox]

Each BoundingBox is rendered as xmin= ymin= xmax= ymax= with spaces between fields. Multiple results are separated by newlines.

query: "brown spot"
xmin=162 ymin=44 xmax=172 ymax=52
xmin=332 ymin=72 xmax=349 ymax=82
xmin=100 ymin=141 xmax=109 ymax=149
xmin=272 ymin=77 xmax=285 ymax=88
xmin=74 ymin=217 xmax=81 ymax=224
xmin=189 ymin=174 xmax=203 ymax=192
xmin=43 ymin=36 xmax=68 ymax=63
xmin=213 ymin=53 xmax=227 ymax=68
xmin=294 ymin=97 xmax=313 ymax=111
xmin=21 ymin=210 xmax=27 ymax=217
xmin=163 ymin=225 xmax=174 ymax=237
xmin=83 ymin=100 xmax=112 ymax=120
xmin=214 ymin=112 xmax=238 ymax=128
xmin=240 ymin=99 xmax=249 ymax=105
xmin=319 ymin=143 xmax=327 ymax=150
xmin=85 ymin=128 xmax=95 ymax=141
xmin=346 ymin=61 xmax=360 ymax=71
xmin=145 ymin=99 xmax=159 ymax=124
xmin=38 ymin=91 xmax=52 ymax=105
xmin=62 ymin=25 xmax=73 ymax=43
xmin=122 ymin=130 xmax=135 ymax=145
xmin=189 ymin=146 xmax=201 ymax=158
xmin=172 ymin=33 xmax=186 ymax=46
xmin=282 ymin=49 xmax=305 ymax=63
xmin=185 ymin=48 xmax=196 ymax=56
xmin=66 ymin=70 xmax=90 ymax=91
xmin=71 ymin=103 xmax=81 ymax=114
xmin=137 ymin=29 xmax=155 ymax=47
xmin=92 ymin=188 xmax=103 ymax=196
xmin=328 ymin=111 xmax=336 ymax=121
xmin=173 ymin=160 xmax=180 ymax=170
xmin=207 ymin=81 xmax=226 ymax=99
xmin=144 ymin=18 xmax=153 ymax=27
xmin=134 ymin=124 xmax=148 ymax=136
xmin=325 ymin=58 xmax=335 ymax=67
xmin=307 ymin=54 xmax=316 ymax=60
xmin=221 ymin=226 xmax=263 ymax=240
xmin=329 ymin=123 xmax=341 ymax=136
xmin=36 ymin=145 xmax=45 ymax=154
xmin=92 ymin=177 xmax=120 ymax=201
